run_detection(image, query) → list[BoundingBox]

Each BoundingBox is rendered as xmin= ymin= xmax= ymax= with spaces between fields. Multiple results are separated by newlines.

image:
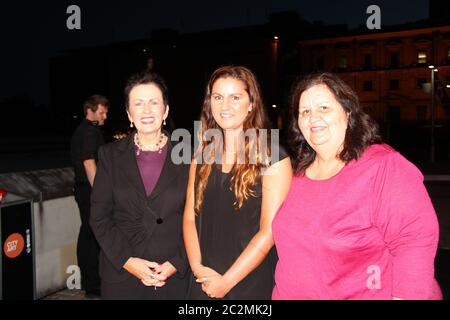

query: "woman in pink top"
xmin=272 ymin=72 xmax=442 ymax=300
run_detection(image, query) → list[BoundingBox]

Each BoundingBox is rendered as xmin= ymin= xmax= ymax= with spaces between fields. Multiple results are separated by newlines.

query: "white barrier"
xmin=33 ymin=196 xmax=80 ymax=299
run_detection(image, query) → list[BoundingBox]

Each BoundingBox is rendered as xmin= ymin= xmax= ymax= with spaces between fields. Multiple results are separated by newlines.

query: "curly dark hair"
xmin=288 ymin=72 xmax=382 ymax=175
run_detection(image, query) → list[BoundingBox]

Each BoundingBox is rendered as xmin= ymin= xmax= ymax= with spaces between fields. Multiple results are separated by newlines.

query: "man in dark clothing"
xmin=70 ymin=94 xmax=109 ymax=297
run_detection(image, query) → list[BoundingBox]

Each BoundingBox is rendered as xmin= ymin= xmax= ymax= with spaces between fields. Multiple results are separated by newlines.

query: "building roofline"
xmin=300 ymin=24 xmax=450 ymax=45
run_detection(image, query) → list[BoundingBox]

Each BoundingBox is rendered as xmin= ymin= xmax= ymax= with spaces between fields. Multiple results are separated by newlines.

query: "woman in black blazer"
xmin=90 ymin=71 xmax=190 ymax=299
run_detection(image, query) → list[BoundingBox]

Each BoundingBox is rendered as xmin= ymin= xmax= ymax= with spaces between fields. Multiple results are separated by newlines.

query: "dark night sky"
xmin=0 ymin=0 xmax=429 ymax=105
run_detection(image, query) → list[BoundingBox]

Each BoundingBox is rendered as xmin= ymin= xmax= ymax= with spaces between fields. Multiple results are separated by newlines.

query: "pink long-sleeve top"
xmin=272 ymin=144 xmax=442 ymax=300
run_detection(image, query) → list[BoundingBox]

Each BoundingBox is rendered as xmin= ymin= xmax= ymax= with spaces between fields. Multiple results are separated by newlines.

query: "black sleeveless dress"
xmin=188 ymin=148 xmax=288 ymax=300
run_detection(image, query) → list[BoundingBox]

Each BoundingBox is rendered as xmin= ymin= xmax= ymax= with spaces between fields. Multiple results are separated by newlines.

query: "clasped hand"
xmin=123 ymin=257 xmax=177 ymax=287
xmin=194 ymin=265 xmax=232 ymax=299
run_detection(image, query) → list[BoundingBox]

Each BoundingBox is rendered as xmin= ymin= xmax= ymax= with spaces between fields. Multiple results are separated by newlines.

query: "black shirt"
xmin=70 ymin=119 xmax=105 ymax=185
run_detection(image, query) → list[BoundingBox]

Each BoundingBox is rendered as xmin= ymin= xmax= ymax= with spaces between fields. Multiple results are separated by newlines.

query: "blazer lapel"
xmin=117 ymin=134 xmax=148 ymax=201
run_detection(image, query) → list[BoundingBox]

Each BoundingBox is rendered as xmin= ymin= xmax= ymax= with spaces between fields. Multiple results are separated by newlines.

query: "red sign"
xmin=3 ymin=233 xmax=25 ymax=259
xmin=0 ymin=188 xmax=7 ymax=202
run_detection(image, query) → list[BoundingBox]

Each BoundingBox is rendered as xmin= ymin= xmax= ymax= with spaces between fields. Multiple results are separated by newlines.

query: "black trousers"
xmin=74 ymin=183 xmax=100 ymax=292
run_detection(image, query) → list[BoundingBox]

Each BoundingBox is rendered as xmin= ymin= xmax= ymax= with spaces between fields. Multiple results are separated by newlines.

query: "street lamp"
xmin=428 ymin=65 xmax=438 ymax=163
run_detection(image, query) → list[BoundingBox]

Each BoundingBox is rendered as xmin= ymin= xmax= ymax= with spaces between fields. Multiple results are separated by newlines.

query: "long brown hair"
xmin=194 ymin=66 xmax=271 ymax=213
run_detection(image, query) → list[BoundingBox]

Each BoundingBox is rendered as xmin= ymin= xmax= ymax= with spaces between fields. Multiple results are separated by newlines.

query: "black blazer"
xmin=90 ymin=133 xmax=190 ymax=296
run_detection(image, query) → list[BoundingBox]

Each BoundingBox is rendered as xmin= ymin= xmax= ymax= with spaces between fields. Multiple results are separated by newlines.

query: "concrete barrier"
xmin=33 ymin=196 xmax=80 ymax=298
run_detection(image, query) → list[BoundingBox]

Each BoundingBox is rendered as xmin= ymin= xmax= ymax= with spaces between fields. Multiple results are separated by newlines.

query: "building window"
xmin=390 ymin=52 xmax=399 ymax=68
xmin=389 ymin=79 xmax=400 ymax=90
xmin=364 ymin=54 xmax=373 ymax=69
xmin=416 ymin=105 xmax=427 ymax=121
xmin=338 ymin=56 xmax=348 ymax=69
xmin=417 ymin=51 xmax=427 ymax=65
xmin=417 ymin=78 xmax=427 ymax=89
xmin=363 ymin=80 xmax=373 ymax=91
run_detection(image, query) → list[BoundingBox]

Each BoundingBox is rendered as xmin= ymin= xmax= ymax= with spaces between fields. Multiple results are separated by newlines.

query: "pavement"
xmin=41 ymin=289 xmax=100 ymax=300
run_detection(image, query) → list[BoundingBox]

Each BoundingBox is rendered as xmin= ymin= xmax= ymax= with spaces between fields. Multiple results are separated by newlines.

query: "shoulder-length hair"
xmin=194 ymin=65 xmax=271 ymax=213
xmin=289 ymin=72 xmax=381 ymax=175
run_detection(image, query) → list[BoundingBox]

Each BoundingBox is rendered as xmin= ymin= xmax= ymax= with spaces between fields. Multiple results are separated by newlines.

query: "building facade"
xmin=299 ymin=25 xmax=450 ymax=124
